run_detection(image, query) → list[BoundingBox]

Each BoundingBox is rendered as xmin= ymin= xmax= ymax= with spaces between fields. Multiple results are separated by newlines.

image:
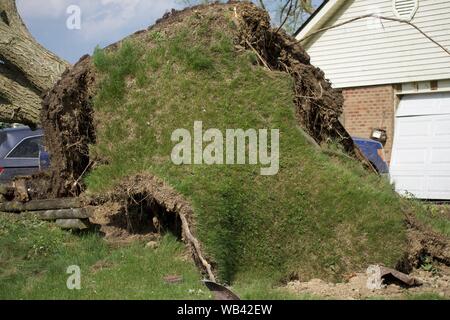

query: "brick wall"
xmin=342 ymin=85 xmax=395 ymax=162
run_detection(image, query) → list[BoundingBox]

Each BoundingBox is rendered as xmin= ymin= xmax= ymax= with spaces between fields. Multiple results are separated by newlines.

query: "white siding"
xmin=301 ymin=0 xmax=450 ymax=88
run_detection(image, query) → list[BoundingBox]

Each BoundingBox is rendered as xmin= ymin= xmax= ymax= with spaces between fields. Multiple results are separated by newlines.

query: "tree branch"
xmin=298 ymin=14 xmax=450 ymax=56
xmin=300 ymin=0 xmax=314 ymax=15
xmin=257 ymin=0 xmax=266 ymax=11
xmin=276 ymin=0 xmax=294 ymax=33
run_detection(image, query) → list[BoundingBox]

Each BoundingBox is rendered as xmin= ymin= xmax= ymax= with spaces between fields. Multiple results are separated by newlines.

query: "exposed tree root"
xmin=233 ymin=2 xmax=374 ymax=169
xmin=41 ymin=55 xmax=96 ymax=198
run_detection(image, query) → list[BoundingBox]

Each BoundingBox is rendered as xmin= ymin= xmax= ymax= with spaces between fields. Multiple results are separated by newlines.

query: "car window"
xmin=0 ymin=132 xmax=6 ymax=146
xmin=7 ymin=136 xmax=43 ymax=159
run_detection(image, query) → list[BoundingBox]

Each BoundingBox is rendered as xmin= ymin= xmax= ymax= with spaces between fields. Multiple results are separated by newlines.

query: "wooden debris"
xmin=164 ymin=275 xmax=183 ymax=284
xmin=0 ymin=198 xmax=82 ymax=213
xmin=23 ymin=208 xmax=92 ymax=220
xmin=203 ymin=280 xmax=240 ymax=300
xmin=13 ymin=178 xmax=29 ymax=202
xmin=366 ymin=265 xmax=421 ymax=290
xmin=55 ymin=218 xmax=91 ymax=230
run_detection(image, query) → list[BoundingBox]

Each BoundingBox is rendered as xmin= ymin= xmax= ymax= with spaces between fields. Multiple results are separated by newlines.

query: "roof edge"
xmin=293 ymin=0 xmax=329 ymax=37
xmin=294 ymin=0 xmax=346 ymax=43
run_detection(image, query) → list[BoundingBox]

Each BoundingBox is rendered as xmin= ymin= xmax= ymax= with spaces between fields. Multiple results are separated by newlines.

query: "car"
xmin=352 ymin=137 xmax=389 ymax=175
xmin=0 ymin=127 xmax=45 ymax=183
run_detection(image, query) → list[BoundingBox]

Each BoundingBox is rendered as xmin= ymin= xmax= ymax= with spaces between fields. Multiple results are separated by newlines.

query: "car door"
xmin=0 ymin=136 xmax=43 ymax=181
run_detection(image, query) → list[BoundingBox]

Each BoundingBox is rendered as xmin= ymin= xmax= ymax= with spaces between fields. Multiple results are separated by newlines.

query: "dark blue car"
xmin=352 ymin=137 xmax=389 ymax=174
xmin=0 ymin=127 xmax=45 ymax=183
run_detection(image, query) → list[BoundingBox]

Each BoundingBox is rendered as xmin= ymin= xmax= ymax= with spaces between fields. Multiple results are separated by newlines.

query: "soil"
xmin=89 ymin=201 xmax=161 ymax=243
xmin=406 ymin=214 xmax=450 ymax=268
xmin=40 ymin=54 xmax=96 ymax=198
xmin=286 ymin=265 xmax=450 ymax=300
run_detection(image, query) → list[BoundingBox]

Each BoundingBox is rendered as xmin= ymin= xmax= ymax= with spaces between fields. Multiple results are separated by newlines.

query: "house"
xmin=295 ymin=0 xmax=450 ymax=200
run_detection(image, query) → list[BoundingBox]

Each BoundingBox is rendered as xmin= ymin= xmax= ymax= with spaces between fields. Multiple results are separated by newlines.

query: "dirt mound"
xmin=286 ymin=265 xmax=450 ymax=300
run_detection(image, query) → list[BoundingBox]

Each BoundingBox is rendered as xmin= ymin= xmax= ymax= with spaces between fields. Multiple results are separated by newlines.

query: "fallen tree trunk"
xmin=0 ymin=61 xmax=41 ymax=124
xmin=0 ymin=0 xmax=69 ymax=125
xmin=22 ymin=208 xmax=91 ymax=220
xmin=0 ymin=198 xmax=82 ymax=213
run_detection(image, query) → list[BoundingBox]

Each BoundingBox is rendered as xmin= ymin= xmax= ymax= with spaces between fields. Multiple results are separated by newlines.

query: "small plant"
xmin=421 ymin=256 xmax=438 ymax=275
xmin=149 ymin=31 xmax=165 ymax=43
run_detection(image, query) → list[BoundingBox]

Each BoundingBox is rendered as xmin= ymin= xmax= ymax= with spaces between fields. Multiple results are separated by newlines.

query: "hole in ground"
xmin=114 ymin=193 xmax=183 ymax=240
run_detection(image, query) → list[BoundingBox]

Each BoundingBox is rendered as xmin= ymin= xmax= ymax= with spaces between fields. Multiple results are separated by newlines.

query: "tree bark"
xmin=0 ymin=62 xmax=41 ymax=124
xmin=23 ymin=208 xmax=92 ymax=220
xmin=0 ymin=198 xmax=82 ymax=213
xmin=0 ymin=0 xmax=69 ymax=125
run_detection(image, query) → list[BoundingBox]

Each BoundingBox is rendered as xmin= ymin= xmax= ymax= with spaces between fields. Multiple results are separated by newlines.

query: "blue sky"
xmin=17 ymin=0 xmax=323 ymax=63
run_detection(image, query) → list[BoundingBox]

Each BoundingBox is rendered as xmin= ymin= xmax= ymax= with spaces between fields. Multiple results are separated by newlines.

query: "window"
xmin=7 ymin=136 xmax=43 ymax=159
xmin=393 ymin=0 xmax=419 ymax=21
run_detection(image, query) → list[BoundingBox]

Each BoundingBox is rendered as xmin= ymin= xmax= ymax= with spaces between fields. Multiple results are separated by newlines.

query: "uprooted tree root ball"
xmin=34 ymin=2 xmax=449 ymax=283
xmin=40 ymin=2 xmax=361 ymax=196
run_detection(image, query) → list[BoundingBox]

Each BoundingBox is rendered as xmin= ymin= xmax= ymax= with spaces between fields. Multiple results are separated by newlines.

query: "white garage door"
xmin=391 ymin=93 xmax=450 ymax=200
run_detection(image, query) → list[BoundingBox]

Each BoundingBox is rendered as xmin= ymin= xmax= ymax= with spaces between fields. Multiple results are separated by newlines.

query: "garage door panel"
xmin=391 ymin=93 xmax=450 ymax=200
xmin=392 ymin=174 xmax=450 ymax=198
xmin=430 ymin=148 xmax=450 ymax=165
xmin=435 ymin=118 xmax=450 ymax=137
xmin=396 ymin=93 xmax=450 ymax=117
xmin=392 ymin=175 xmax=426 ymax=194
xmin=396 ymin=120 xmax=430 ymax=139
xmin=391 ymin=148 xmax=427 ymax=165
xmin=428 ymin=176 xmax=450 ymax=193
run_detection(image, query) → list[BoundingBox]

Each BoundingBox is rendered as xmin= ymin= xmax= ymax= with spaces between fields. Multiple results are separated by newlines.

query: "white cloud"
xmin=18 ymin=0 xmax=179 ymax=39
xmin=17 ymin=0 xmax=73 ymax=18
xmin=81 ymin=0 xmax=178 ymax=39
xmin=16 ymin=0 xmax=183 ymax=62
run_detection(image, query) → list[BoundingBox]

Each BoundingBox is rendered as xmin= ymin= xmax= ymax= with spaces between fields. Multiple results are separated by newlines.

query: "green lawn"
xmin=415 ymin=204 xmax=450 ymax=237
xmin=0 ymin=214 xmax=209 ymax=300
xmin=0 ymin=213 xmax=318 ymax=300
xmin=1 ymin=212 xmax=447 ymax=300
